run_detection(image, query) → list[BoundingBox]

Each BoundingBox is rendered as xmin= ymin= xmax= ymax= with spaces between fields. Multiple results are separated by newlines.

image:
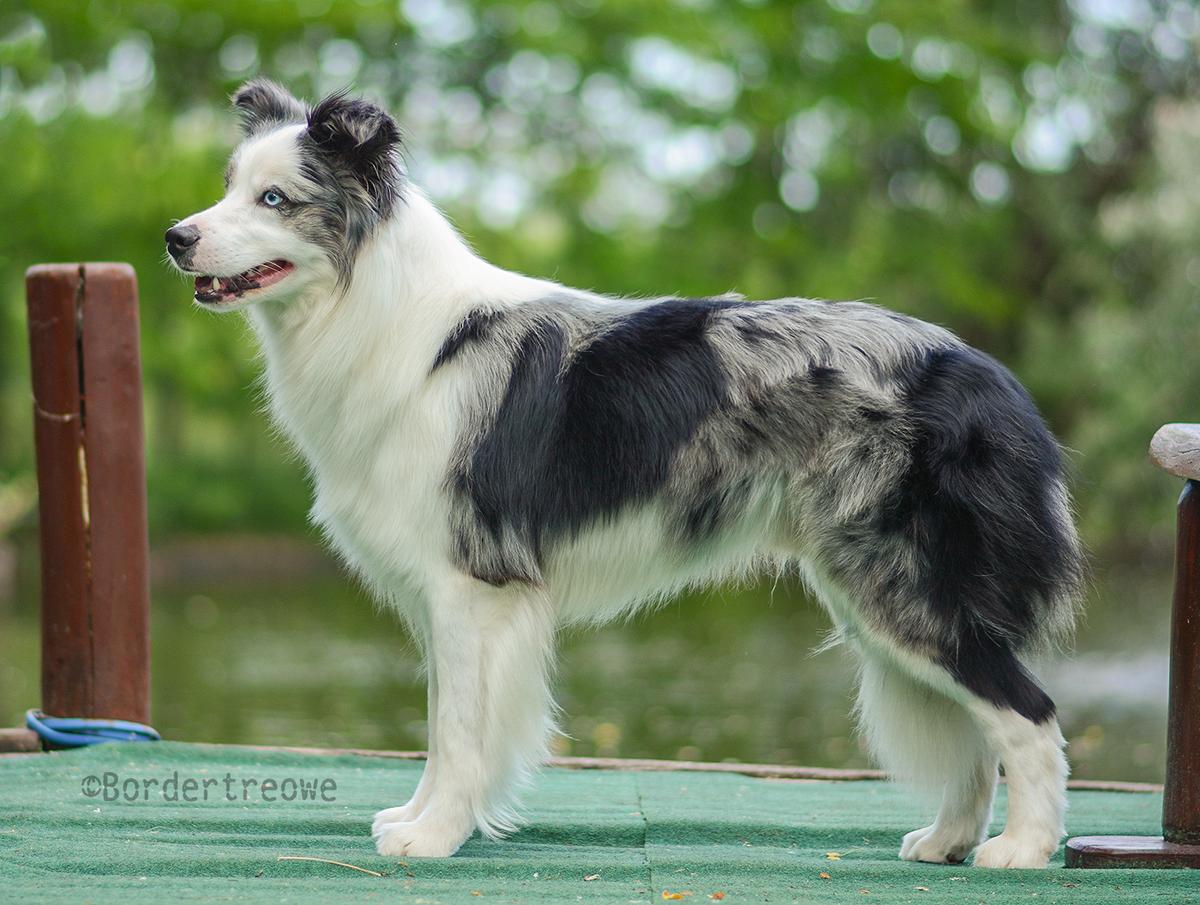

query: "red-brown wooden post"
xmin=1066 ymin=423 xmax=1200 ymax=868
xmin=24 ymin=263 xmax=150 ymax=726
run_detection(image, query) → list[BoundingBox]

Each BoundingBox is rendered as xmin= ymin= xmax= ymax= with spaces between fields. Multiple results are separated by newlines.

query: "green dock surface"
xmin=0 ymin=741 xmax=1193 ymax=903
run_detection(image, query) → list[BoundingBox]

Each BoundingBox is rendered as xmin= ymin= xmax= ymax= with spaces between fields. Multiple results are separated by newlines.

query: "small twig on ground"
xmin=276 ymin=855 xmax=385 ymax=877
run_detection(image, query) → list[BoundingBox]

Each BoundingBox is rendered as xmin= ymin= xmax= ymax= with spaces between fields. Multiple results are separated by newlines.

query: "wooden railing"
xmin=1066 ymin=423 xmax=1200 ymax=868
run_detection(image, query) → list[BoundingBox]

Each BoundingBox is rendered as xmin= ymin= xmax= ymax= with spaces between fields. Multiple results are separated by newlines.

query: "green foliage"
xmin=0 ymin=0 xmax=1195 ymax=554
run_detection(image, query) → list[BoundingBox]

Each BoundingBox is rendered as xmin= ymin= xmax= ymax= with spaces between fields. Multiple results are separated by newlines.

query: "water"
xmin=0 ymin=553 xmax=1172 ymax=782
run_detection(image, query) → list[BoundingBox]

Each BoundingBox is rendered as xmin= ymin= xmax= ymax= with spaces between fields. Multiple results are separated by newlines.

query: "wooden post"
xmin=1066 ymin=423 xmax=1200 ymax=868
xmin=24 ymin=263 xmax=150 ymax=725
xmin=1164 ymin=477 xmax=1200 ymax=844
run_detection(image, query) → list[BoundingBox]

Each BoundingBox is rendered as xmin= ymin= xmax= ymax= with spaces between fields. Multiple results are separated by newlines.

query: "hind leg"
xmin=877 ymin=640 xmax=1067 ymax=869
xmin=857 ymin=653 xmax=997 ymax=863
xmin=965 ymin=700 xmax=1067 ymax=868
xmin=899 ymin=753 xmax=998 ymax=863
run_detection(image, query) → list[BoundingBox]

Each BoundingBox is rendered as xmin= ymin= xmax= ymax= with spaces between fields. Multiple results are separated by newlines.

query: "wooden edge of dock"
xmin=0 ymin=728 xmax=39 ymax=753
xmin=1 ymin=732 xmax=1159 ymax=793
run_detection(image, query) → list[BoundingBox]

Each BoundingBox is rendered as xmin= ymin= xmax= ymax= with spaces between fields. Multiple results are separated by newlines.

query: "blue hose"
xmin=25 ymin=709 xmax=161 ymax=748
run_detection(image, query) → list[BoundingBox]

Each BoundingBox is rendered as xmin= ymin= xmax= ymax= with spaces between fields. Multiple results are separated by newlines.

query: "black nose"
xmin=165 ymin=224 xmax=200 ymax=255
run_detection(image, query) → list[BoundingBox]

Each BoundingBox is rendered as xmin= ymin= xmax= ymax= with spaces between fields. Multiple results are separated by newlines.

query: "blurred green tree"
xmin=0 ymin=0 xmax=1195 ymax=557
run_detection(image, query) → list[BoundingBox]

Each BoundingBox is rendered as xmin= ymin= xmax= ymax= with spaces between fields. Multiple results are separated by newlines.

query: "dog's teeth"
xmin=212 ymin=278 xmax=220 ymax=291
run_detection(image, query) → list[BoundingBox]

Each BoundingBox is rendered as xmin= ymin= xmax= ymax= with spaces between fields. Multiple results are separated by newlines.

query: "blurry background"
xmin=0 ymin=0 xmax=1196 ymax=781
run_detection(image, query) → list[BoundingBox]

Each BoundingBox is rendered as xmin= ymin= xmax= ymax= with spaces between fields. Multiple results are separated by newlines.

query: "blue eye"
xmin=261 ymin=189 xmax=285 ymax=207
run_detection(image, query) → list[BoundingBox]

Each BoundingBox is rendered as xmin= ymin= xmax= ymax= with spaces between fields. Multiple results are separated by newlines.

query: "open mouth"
xmin=193 ymin=260 xmax=294 ymax=304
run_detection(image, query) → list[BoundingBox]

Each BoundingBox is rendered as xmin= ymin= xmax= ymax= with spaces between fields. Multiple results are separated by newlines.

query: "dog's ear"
xmin=231 ymin=79 xmax=307 ymax=135
xmin=306 ymin=91 xmax=403 ymax=214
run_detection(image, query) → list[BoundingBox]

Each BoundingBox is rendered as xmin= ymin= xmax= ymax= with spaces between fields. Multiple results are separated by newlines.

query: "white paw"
xmin=373 ymin=813 xmax=473 ymax=858
xmin=899 ymin=824 xmax=981 ymax=864
xmin=900 ymin=825 xmax=935 ymax=859
xmin=372 ymin=802 xmax=421 ymax=835
xmin=972 ymin=832 xmax=1055 ymax=869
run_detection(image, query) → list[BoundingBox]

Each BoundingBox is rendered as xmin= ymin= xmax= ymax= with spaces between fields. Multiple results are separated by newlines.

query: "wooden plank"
xmin=79 ymin=264 xmax=150 ymax=723
xmin=1065 ymin=835 xmax=1200 ymax=869
xmin=181 ymin=741 xmax=1163 ymax=791
xmin=0 ymin=728 xmax=40 ymax=753
xmin=25 ymin=264 xmax=92 ymax=719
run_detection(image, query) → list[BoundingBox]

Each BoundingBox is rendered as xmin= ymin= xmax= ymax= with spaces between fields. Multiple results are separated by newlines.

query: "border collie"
xmin=165 ymin=79 xmax=1083 ymax=868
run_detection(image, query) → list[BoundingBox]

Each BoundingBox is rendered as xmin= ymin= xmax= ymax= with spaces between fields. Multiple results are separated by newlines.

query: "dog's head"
xmin=166 ymin=79 xmax=403 ymax=311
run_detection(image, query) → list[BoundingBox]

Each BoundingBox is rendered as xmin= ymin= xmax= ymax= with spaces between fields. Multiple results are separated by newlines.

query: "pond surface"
xmin=0 ymin=551 xmax=1172 ymax=782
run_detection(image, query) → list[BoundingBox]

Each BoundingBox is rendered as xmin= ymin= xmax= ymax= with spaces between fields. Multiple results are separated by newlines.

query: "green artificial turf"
xmin=0 ymin=741 xmax=1191 ymax=903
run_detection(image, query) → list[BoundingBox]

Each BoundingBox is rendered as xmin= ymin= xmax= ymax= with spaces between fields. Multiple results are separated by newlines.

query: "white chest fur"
xmin=245 ymin=192 xmax=560 ymax=598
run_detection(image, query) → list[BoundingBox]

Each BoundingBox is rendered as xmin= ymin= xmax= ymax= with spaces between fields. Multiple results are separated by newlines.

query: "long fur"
xmin=166 ymin=79 xmax=1084 ymax=867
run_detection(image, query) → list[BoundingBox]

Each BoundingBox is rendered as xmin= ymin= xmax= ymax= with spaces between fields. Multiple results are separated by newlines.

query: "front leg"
xmin=373 ymin=573 xmax=557 ymax=857
xmin=372 ymin=673 xmax=438 ymax=832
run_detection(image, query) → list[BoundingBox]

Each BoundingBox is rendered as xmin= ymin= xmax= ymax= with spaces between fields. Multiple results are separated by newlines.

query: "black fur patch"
xmin=294 ymin=91 xmax=404 ymax=281
xmin=886 ymin=347 xmax=1072 ymax=629
xmin=306 ymin=91 xmax=403 ymax=219
xmin=873 ymin=345 xmax=1079 ymax=715
xmin=432 ymin=308 xmax=504 ymax=373
xmin=943 ymin=633 xmax=1057 ymax=724
xmin=808 ymin=364 xmax=841 ymax=385
xmin=682 ymin=476 xmax=752 ymax=542
xmin=231 ymin=78 xmax=306 ymax=135
xmin=733 ymin=320 xmax=781 ymax=345
xmin=454 ymin=298 xmax=740 ymax=579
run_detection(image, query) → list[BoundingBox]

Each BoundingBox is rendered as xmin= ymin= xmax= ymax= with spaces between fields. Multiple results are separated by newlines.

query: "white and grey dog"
xmin=166 ymin=80 xmax=1084 ymax=868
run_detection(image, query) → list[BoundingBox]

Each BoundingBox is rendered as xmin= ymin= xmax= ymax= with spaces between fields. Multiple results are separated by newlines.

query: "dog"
xmin=165 ymin=79 xmax=1084 ymax=868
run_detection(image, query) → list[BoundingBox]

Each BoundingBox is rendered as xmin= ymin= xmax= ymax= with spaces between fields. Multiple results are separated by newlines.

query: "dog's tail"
xmin=888 ymin=344 xmax=1086 ymax=653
